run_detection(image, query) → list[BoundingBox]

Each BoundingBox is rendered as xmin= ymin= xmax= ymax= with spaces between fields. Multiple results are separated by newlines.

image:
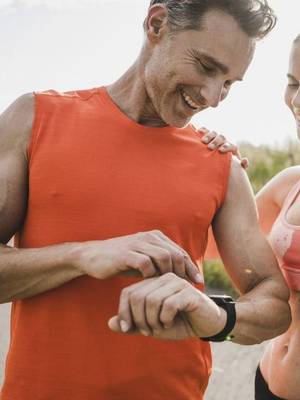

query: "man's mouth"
xmin=180 ymin=89 xmax=201 ymax=111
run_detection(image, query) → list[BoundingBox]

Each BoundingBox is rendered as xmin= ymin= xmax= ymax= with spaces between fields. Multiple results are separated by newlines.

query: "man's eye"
xmin=199 ymin=61 xmax=215 ymax=74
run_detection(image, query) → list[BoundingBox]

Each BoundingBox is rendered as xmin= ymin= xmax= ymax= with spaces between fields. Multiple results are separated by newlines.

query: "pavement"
xmin=205 ymin=341 xmax=266 ymax=400
xmin=0 ymin=303 xmax=266 ymax=399
xmin=0 ymin=304 xmax=9 ymax=385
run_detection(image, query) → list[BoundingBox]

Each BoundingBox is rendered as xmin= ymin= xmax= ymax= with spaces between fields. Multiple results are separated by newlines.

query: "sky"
xmin=0 ymin=0 xmax=299 ymax=146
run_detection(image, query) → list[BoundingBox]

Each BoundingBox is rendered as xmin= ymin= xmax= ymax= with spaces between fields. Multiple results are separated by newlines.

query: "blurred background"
xmin=0 ymin=1 xmax=299 ymax=399
xmin=0 ymin=0 xmax=299 ymax=145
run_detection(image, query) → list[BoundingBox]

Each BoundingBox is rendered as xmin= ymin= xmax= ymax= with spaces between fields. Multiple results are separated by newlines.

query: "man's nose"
xmin=200 ymin=83 xmax=224 ymax=108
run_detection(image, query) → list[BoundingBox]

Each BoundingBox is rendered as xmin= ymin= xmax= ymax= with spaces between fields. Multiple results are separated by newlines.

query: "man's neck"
xmin=106 ymin=62 xmax=168 ymax=128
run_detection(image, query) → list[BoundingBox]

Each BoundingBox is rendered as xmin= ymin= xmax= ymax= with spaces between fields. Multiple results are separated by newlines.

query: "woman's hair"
xmin=149 ymin=0 xmax=276 ymax=40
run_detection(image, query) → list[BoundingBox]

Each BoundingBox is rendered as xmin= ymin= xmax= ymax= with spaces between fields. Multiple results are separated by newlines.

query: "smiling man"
xmin=0 ymin=1 xmax=291 ymax=400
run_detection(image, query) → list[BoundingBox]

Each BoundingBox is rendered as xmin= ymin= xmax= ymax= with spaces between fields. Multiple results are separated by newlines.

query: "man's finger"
xmin=125 ymin=251 xmax=157 ymax=278
xmin=129 ymin=288 xmax=153 ymax=335
xmin=108 ymin=316 xmax=138 ymax=335
xmin=145 ymin=276 xmax=188 ymax=330
xmin=108 ymin=316 xmax=121 ymax=332
xmin=136 ymin=243 xmax=173 ymax=275
xmin=154 ymin=231 xmax=202 ymax=283
xmin=117 ymin=278 xmax=161 ymax=333
xmin=159 ymin=288 xmax=197 ymax=329
xmin=141 ymin=240 xmax=185 ymax=278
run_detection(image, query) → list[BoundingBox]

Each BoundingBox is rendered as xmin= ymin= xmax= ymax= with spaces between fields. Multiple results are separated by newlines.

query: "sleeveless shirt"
xmin=0 ymin=87 xmax=231 ymax=400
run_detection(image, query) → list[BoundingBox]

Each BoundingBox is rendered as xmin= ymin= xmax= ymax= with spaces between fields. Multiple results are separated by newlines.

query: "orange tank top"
xmin=1 ymin=87 xmax=231 ymax=400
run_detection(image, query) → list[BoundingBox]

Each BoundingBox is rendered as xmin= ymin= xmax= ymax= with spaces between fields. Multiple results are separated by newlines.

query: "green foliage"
xmin=204 ymin=140 xmax=300 ymax=295
xmin=240 ymin=140 xmax=300 ymax=193
xmin=204 ymin=260 xmax=240 ymax=299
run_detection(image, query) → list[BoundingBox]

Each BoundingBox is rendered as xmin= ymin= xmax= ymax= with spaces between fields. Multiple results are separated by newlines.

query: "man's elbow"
xmin=268 ymin=280 xmax=291 ymax=338
xmin=276 ymin=296 xmax=292 ymax=336
xmin=279 ymin=306 xmax=292 ymax=336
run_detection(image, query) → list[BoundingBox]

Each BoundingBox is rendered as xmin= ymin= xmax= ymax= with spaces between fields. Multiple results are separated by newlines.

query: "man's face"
xmin=144 ymin=8 xmax=255 ymax=128
xmin=285 ymin=41 xmax=300 ymax=138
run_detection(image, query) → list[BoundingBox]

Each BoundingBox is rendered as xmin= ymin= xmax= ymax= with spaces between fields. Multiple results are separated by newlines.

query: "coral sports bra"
xmin=269 ymin=180 xmax=300 ymax=291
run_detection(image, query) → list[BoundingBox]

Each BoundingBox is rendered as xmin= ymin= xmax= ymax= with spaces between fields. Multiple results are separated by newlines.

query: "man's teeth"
xmin=182 ymin=90 xmax=199 ymax=110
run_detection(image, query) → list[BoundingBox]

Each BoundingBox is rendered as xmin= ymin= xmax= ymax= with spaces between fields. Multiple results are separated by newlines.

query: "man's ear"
xmin=145 ymin=5 xmax=168 ymax=43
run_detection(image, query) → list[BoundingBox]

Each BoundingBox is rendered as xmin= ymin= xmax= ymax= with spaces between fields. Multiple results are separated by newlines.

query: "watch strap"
xmin=201 ymin=295 xmax=236 ymax=342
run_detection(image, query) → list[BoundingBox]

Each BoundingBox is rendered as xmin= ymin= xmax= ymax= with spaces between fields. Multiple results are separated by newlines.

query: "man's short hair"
xmin=149 ymin=0 xmax=276 ymax=40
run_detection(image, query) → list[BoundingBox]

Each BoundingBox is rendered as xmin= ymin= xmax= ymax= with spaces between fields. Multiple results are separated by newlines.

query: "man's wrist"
xmin=201 ymin=295 xmax=236 ymax=342
xmin=64 ymin=242 xmax=87 ymax=276
xmin=214 ymin=306 xmax=227 ymax=334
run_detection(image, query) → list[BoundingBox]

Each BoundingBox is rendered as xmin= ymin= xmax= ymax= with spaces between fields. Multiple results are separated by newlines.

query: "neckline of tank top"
xmin=281 ymin=179 xmax=300 ymax=230
xmin=96 ymin=86 xmax=187 ymax=134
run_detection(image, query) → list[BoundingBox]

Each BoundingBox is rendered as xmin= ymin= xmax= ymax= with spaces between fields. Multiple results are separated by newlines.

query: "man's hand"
xmin=73 ymin=231 xmax=203 ymax=284
xmin=200 ymin=127 xmax=249 ymax=169
xmin=108 ymin=273 xmax=226 ymax=340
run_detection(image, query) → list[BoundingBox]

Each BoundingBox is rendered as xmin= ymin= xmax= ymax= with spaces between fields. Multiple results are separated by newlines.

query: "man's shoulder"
xmin=8 ymin=93 xmax=35 ymax=117
xmin=35 ymin=87 xmax=99 ymax=102
xmin=226 ymin=156 xmax=249 ymax=188
xmin=33 ymin=87 xmax=101 ymax=120
xmin=0 ymin=93 xmax=35 ymax=151
xmin=187 ymin=123 xmax=232 ymax=162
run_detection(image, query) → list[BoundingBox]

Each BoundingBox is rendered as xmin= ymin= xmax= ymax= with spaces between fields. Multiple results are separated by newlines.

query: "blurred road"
xmin=205 ymin=341 xmax=266 ymax=400
xmin=0 ymin=304 xmax=10 ymax=385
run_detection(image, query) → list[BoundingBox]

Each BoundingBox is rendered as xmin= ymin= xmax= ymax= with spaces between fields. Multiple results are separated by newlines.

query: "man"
xmin=0 ymin=1 xmax=291 ymax=399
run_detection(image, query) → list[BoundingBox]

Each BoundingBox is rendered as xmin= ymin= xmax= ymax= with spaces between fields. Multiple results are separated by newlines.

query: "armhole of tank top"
xmin=220 ymin=152 xmax=232 ymax=206
xmin=27 ymin=92 xmax=42 ymax=167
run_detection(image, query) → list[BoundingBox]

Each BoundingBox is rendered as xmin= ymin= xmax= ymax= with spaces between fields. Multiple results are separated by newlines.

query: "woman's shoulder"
xmin=269 ymin=166 xmax=300 ymax=208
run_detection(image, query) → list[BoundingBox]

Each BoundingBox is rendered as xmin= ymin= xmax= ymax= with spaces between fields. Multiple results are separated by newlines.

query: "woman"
xmin=254 ymin=34 xmax=300 ymax=400
xmin=205 ymin=34 xmax=300 ymax=400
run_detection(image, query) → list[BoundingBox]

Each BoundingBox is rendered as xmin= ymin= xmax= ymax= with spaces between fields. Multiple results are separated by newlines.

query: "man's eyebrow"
xmin=194 ymin=51 xmax=243 ymax=81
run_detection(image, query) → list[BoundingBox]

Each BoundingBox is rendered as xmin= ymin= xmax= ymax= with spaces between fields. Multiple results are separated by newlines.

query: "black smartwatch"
xmin=201 ymin=295 xmax=236 ymax=342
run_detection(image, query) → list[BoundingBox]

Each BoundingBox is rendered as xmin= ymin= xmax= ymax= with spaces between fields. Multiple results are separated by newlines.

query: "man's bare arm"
xmin=107 ymin=159 xmax=290 ymax=343
xmin=0 ymin=94 xmax=86 ymax=303
xmin=212 ymin=157 xmax=291 ymax=344
xmin=0 ymin=95 xmax=201 ymax=303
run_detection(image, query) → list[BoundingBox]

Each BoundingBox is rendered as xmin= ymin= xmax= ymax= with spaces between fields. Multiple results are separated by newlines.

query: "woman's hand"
xmin=200 ymin=127 xmax=249 ymax=169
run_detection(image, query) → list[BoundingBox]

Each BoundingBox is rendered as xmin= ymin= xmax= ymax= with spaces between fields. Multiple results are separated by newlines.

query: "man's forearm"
xmin=231 ymin=277 xmax=291 ymax=345
xmin=0 ymin=230 xmax=203 ymax=303
xmin=0 ymin=242 xmax=83 ymax=303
